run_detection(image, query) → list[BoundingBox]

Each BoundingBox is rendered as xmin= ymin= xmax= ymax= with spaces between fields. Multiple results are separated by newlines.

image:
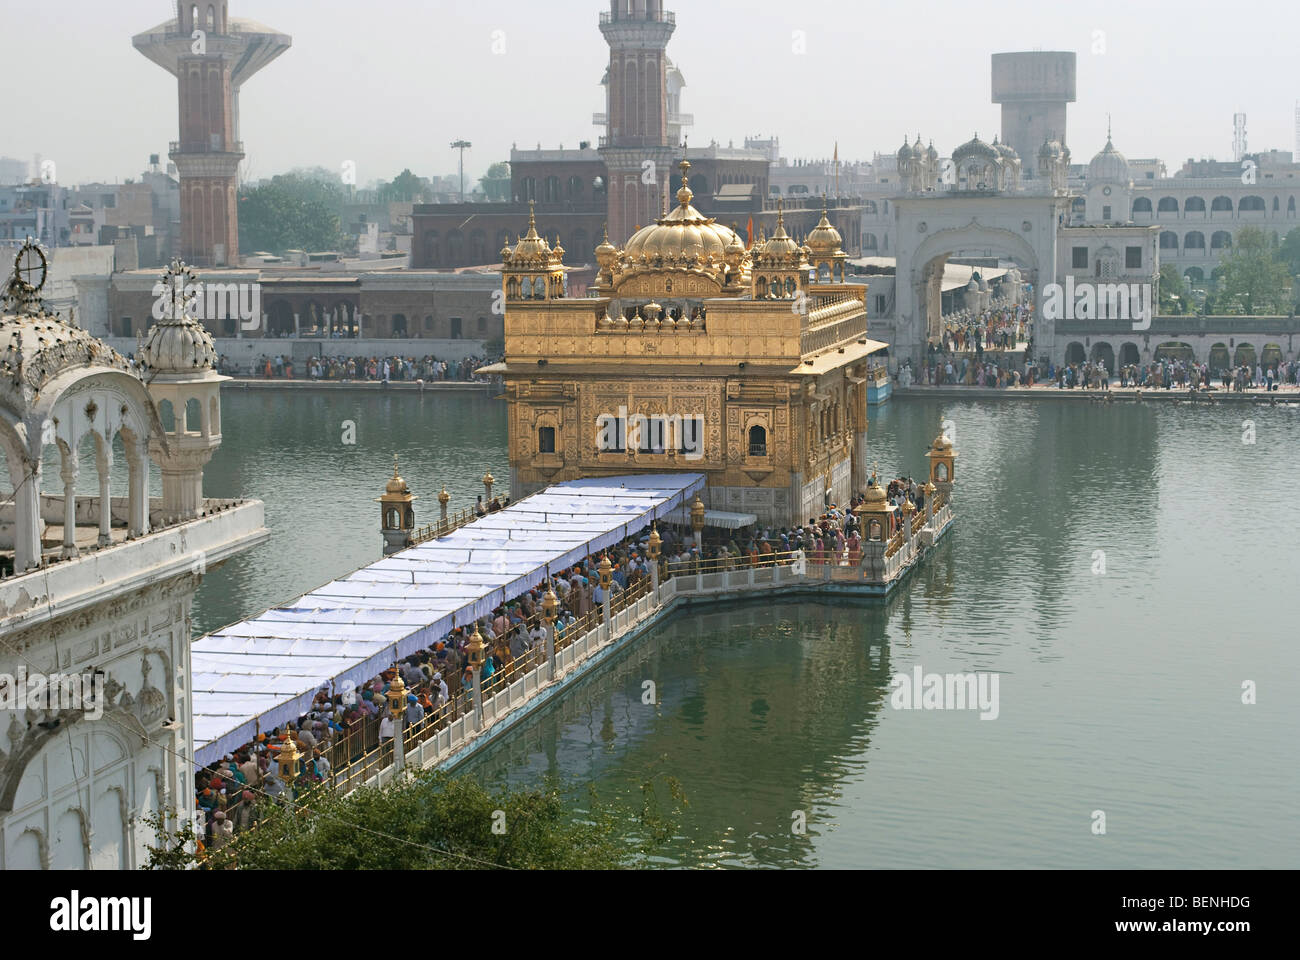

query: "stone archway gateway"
xmin=893 ymin=193 xmax=1063 ymax=367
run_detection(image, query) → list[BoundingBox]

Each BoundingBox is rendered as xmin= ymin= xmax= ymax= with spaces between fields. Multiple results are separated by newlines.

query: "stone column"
xmin=126 ymin=436 xmax=150 ymax=538
xmin=293 ymin=312 xmax=300 ymax=338
xmin=95 ymin=439 xmax=113 ymax=547
xmin=9 ymin=455 xmax=41 ymax=571
xmin=60 ymin=456 xmax=79 ymax=559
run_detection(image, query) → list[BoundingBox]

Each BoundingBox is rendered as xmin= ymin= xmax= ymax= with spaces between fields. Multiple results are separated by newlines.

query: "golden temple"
xmin=480 ymin=161 xmax=887 ymax=527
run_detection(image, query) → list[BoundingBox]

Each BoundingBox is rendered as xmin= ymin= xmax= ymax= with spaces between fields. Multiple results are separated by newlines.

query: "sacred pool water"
xmin=69 ymin=389 xmax=1297 ymax=869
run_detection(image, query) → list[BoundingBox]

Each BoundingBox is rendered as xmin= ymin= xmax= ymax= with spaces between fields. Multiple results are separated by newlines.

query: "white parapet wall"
xmin=0 ymin=499 xmax=268 ymax=870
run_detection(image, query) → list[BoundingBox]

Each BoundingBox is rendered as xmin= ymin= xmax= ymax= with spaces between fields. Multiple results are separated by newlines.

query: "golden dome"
xmin=621 ymin=160 xmax=745 ymax=270
xmin=758 ymin=199 xmax=802 ymax=263
xmin=386 ymin=461 xmax=409 ymax=495
xmin=595 ymin=223 xmax=617 ymax=268
xmin=510 ymin=202 xmax=551 ymax=264
xmin=932 ymin=431 xmax=953 ymax=452
xmin=806 ymin=197 xmax=843 ymax=257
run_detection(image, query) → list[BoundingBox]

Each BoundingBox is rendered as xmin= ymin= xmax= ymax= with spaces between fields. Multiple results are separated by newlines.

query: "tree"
xmin=238 ymin=175 xmax=345 ymax=254
xmin=1217 ymin=226 xmax=1293 ymax=315
xmin=479 ymin=161 xmax=512 ymax=202
xmin=384 ymin=168 xmax=428 ymax=202
xmin=1157 ymin=263 xmax=1190 ymax=315
xmin=146 ymin=769 xmax=684 ymax=870
xmin=1277 ymin=227 xmax=1300 ymax=282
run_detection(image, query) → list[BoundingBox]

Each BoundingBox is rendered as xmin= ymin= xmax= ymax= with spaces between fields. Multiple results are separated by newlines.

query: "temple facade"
xmin=481 ymin=163 xmax=885 ymax=528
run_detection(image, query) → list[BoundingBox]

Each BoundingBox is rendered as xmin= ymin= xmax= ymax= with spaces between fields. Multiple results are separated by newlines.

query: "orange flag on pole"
xmin=746 ymin=216 xmax=754 ymax=249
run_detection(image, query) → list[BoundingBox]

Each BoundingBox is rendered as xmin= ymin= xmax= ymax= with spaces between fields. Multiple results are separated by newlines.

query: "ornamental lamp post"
xmin=438 ymin=486 xmax=450 ymax=527
xmin=541 ymin=582 xmax=558 ymax=680
xmin=901 ymin=498 xmax=915 ymax=553
xmin=647 ymin=524 xmax=662 ymax=596
xmin=466 ymin=622 xmax=486 ymax=730
xmin=598 ymin=554 xmax=613 ymax=625
xmin=924 ymin=480 xmax=936 ymax=526
xmin=385 ymin=667 xmax=406 ymax=773
xmin=277 ymin=732 xmax=301 ymax=808
xmin=482 ymin=471 xmax=495 ymax=502
xmin=689 ymin=494 xmax=706 ymax=552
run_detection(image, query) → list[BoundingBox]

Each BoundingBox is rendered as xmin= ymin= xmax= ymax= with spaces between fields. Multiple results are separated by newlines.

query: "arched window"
xmin=1211 ymin=196 xmax=1233 ymax=212
xmin=689 ymin=175 xmax=709 ymax=197
xmin=1132 ymin=197 xmax=1153 ymax=214
xmin=520 ymin=278 xmax=532 ymax=299
xmin=1157 ymin=197 xmax=1179 ymax=213
xmin=864 ymin=200 xmax=877 ymax=214
xmin=506 ymin=278 xmax=518 ymax=299
xmin=520 ymin=177 xmax=537 ymax=201
xmin=185 ymin=397 xmax=202 ymax=434
xmin=863 ymin=233 xmax=878 ymax=251
xmin=567 ymin=176 xmax=583 ymax=198
xmin=756 ymin=277 xmax=768 ymax=297
xmin=1290 ymin=196 xmax=1297 ymax=215
xmin=1159 ymin=231 xmax=1179 ymax=250
xmin=1184 ymin=196 xmax=1205 ymax=213
xmin=538 ymin=426 xmax=556 ymax=454
xmin=544 ymin=177 xmax=561 ymax=203
xmin=1239 ymin=195 xmax=1265 ymax=212
xmin=1184 ymin=231 xmax=1205 ymax=250
xmin=1273 ymin=196 xmax=1280 ymax=212
xmin=1211 ymin=231 xmax=1232 ymax=249
xmin=423 ymin=230 xmax=440 ymax=266
xmin=748 ymin=425 xmax=767 ymax=456
xmin=207 ymin=4 xmax=216 ymax=29
xmin=477 ymin=317 xmax=486 ymax=332
xmin=785 ymin=277 xmax=797 ymax=296
xmin=392 ymin=314 xmax=408 ymax=337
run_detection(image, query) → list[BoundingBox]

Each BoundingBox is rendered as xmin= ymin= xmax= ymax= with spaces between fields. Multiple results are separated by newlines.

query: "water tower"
xmin=133 ymin=3 xmax=291 ymax=266
xmin=991 ymin=52 xmax=1077 ymax=169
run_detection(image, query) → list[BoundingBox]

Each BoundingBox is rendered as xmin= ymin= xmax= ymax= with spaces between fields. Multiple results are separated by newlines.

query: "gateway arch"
xmin=889 ymin=134 xmax=1071 ymax=368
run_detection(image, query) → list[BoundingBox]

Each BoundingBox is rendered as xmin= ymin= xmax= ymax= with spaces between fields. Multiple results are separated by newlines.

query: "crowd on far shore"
xmin=214 ymin=354 xmax=500 ymax=382
xmin=906 ymin=353 xmax=1297 ymax=392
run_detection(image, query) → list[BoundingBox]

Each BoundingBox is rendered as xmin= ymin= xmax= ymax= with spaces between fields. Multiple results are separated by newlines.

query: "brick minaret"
xmin=134 ymin=3 xmax=290 ymax=266
xmin=598 ymin=1 xmax=676 ymax=245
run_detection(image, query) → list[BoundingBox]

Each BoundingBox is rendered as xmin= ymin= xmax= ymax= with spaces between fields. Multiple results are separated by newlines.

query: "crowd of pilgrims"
xmin=192 ymin=479 xmax=931 ymax=852
xmin=214 ymin=354 xmax=498 ymax=382
xmin=939 ymin=303 xmax=1032 ymax=354
xmin=1050 ymin=358 xmax=1294 ymax=391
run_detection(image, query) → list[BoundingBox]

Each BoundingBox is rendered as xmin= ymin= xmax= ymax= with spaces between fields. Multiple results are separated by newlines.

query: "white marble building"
xmin=0 ymin=249 xmax=267 ymax=869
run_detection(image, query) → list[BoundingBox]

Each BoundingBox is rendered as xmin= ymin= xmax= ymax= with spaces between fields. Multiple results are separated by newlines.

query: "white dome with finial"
xmin=138 ymin=259 xmax=218 ymax=374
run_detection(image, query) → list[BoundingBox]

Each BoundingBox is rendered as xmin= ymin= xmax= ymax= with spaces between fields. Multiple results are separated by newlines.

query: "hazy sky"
xmin=9 ymin=0 xmax=1299 ymax=186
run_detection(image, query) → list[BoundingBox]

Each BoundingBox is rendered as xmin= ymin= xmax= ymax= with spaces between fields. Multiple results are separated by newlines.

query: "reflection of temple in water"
xmin=461 ymin=599 xmax=899 ymax=866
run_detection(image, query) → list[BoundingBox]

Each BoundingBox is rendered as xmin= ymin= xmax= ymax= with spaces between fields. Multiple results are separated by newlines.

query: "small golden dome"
xmin=382 ymin=455 xmax=412 ymax=498
xmin=932 ymin=432 xmax=953 ymax=452
xmin=759 ymin=200 xmax=801 ymax=263
xmin=595 ymin=224 xmax=617 ymax=267
xmin=511 ymin=202 xmax=551 ymax=264
xmin=438 ymin=486 xmax=450 ymax=505
xmin=806 ymin=196 xmax=844 ymax=257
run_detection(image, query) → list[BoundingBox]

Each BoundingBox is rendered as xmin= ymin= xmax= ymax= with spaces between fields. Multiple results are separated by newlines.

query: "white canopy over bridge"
xmin=191 ymin=473 xmax=705 ymax=766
